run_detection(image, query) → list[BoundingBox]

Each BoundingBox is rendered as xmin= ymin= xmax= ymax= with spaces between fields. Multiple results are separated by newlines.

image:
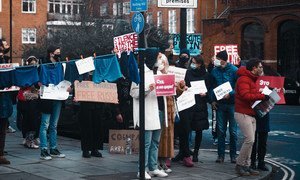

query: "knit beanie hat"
xmin=216 ymin=50 xmax=228 ymax=61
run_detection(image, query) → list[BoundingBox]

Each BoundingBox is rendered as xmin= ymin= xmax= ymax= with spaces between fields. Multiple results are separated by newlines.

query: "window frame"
xmin=168 ymin=10 xmax=177 ymax=34
xmin=22 ymin=0 xmax=37 ymax=14
xmin=187 ymin=9 xmax=195 ymax=33
xmin=22 ymin=28 xmax=37 ymax=44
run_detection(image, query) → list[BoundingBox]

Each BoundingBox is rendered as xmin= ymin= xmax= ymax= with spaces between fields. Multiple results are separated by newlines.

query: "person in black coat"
xmin=184 ymin=55 xmax=211 ymax=162
xmin=250 ymin=113 xmax=270 ymax=171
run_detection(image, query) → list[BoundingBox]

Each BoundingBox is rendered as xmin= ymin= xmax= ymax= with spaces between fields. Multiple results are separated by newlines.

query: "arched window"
xmin=241 ymin=23 xmax=264 ymax=60
xmin=278 ymin=20 xmax=300 ymax=81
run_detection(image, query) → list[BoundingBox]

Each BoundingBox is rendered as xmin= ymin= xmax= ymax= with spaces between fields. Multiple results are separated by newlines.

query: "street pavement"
xmin=0 ymin=132 xmax=272 ymax=180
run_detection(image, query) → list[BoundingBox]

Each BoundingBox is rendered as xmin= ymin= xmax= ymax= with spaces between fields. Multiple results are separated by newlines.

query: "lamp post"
xmin=180 ymin=8 xmax=187 ymax=50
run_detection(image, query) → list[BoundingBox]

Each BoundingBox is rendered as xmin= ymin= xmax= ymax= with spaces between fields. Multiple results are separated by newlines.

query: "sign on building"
xmin=214 ymin=44 xmax=240 ymax=65
xmin=158 ymin=0 xmax=198 ymax=8
xmin=173 ymin=34 xmax=202 ymax=56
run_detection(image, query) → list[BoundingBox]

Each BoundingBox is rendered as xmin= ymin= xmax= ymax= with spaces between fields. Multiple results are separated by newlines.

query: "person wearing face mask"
xmin=234 ymin=58 xmax=268 ymax=176
xmin=175 ymin=48 xmax=190 ymax=69
xmin=210 ymin=50 xmax=238 ymax=164
xmin=185 ymin=56 xmax=211 ymax=163
xmin=38 ymin=45 xmax=66 ymax=160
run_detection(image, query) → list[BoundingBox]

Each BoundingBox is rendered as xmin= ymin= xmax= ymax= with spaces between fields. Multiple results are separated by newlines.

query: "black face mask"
xmin=53 ymin=54 xmax=61 ymax=61
xmin=0 ymin=56 xmax=4 ymax=63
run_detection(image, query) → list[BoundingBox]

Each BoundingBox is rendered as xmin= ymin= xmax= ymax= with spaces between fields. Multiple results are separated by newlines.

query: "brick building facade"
xmin=0 ymin=0 xmax=47 ymax=64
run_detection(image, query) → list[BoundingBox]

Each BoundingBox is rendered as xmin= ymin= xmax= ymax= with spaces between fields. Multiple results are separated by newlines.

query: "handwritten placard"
xmin=113 ymin=32 xmax=138 ymax=58
xmin=154 ymin=74 xmax=175 ymax=96
xmin=109 ymin=129 xmax=139 ymax=154
xmin=214 ymin=44 xmax=240 ymax=65
xmin=256 ymin=76 xmax=285 ymax=104
xmin=177 ymin=89 xmax=195 ymax=112
xmin=40 ymin=80 xmax=71 ymax=100
xmin=75 ymin=57 xmax=95 ymax=75
xmin=213 ymin=81 xmax=233 ymax=100
xmin=74 ymin=81 xmax=118 ymax=103
xmin=167 ymin=66 xmax=187 ymax=82
xmin=190 ymin=80 xmax=207 ymax=94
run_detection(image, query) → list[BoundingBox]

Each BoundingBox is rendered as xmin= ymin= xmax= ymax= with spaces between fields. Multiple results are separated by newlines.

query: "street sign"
xmin=131 ymin=12 xmax=144 ymax=34
xmin=158 ymin=0 xmax=197 ymax=8
xmin=130 ymin=0 xmax=148 ymax=12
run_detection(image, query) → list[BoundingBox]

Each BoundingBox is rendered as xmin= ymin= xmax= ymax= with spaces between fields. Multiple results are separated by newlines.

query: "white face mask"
xmin=214 ymin=59 xmax=221 ymax=67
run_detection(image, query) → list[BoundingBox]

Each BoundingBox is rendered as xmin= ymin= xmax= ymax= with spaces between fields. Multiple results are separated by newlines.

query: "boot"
xmin=257 ymin=161 xmax=268 ymax=171
xmin=0 ymin=156 xmax=10 ymax=164
xmin=192 ymin=150 xmax=198 ymax=162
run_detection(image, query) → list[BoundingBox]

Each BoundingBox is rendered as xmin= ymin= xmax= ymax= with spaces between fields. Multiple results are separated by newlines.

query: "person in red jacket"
xmin=234 ymin=58 xmax=268 ymax=176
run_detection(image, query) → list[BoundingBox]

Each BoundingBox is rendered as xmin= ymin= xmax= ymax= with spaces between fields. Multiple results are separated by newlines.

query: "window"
xmin=100 ymin=3 xmax=108 ymax=16
xmin=147 ymin=12 xmax=153 ymax=25
xmin=48 ymin=0 xmax=83 ymax=15
xmin=157 ymin=11 xmax=162 ymax=28
xmin=241 ymin=23 xmax=264 ymax=60
xmin=113 ymin=3 xmax=122 ymax=16
xmin=22 ymin=0 xmax=36 ymax=13
xmin=168 ymin=10 xmax=176 ymax=34
xmin=123 ymin=2 xmax=130 ymax=15
xmin=22 ymin=28 xmax=36 ymax=44
xmin=187 ymin=9 xmax=195 ymax=33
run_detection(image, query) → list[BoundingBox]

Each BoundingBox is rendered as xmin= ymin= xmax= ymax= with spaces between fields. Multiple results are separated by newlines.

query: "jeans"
xmin=216 ymin=103 xmax=237 ymax=158
xmin=251 ymin=131 xmax=268 ymax=166
xmin=144 ymin=111 xmax=162 ymax=171
xmin=0 ymin=118 xmax=8 ymax=156
xmin=39 ymin=101 xmax=62 ymax=150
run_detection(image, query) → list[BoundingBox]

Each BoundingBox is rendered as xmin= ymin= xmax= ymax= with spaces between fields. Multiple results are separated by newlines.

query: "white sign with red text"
xmin=214 ymin=44 xmax=240 ymax=65
xmin=113 ymin=32 xmax=138 ymax=58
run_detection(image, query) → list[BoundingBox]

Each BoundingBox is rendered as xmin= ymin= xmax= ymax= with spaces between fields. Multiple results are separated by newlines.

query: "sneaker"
xmin=257 ymin=164 xmax=268 ymax=171
xmin=34 ymin=138 xmax=40 ymax=145
xmin=183 ymin=157 xmax=194 ymax=167
xmin=148 ymin=169 xmax=168 ymax=177
xmin=7 ymin=126 xmax=16 ymax=133
xmin=225 ymin=140 xmax=230 ymax=145
xmin=25 ymin=140 xmax=39 ymax=149
xmin=235 ymin=165 xmax=250 ymax=176
xmin=50 ymin=148 xmax=65 ymax=158
xmin=91 ymin=150 xmax=102 ymax=157
xmin=215 ymin=156 xmax=224 ymax=163
xmin=213 ymin=139 xmax=218 ymax=145
xmin=161 ymin=164 xmax=172 ymax=173
xmin=0 ymin=157 xmax=10 ymax=164
xmin=40 ymin=149 xmax=52 ymax=160
xmin=137 ymin=171 xmax=151 ymax=179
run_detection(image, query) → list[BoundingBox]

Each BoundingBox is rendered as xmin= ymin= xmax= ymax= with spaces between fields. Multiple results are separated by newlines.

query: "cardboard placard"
xmin=154 ymin=74 xmax=176 ymax=96
xmin=74 ymin=81 xmax=118 ymax=103
xmin=109 ymin=129 xmax=139 ymax=154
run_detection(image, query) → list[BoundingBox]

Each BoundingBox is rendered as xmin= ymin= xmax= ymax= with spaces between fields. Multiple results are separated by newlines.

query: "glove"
xmin=264 ymin=95 xmax=270 ymax=101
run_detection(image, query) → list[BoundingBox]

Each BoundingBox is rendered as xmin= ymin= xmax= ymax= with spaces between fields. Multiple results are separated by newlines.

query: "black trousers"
xmin=194 ymin=130 xmax=203 ymax=152
xmin=0 ymin=118 xmax=8 ymax=156
xmin=251 ymin=131 xmax=268 ymax=166
xmin=178 ymin=110 xmax=192 ymax=157
xmin=79 ymin=102 xmax=105 ymax=152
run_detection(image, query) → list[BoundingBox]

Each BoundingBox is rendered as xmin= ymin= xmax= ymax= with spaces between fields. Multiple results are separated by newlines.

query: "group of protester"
xmin=0 ymin=39 xmax=271 ymax=179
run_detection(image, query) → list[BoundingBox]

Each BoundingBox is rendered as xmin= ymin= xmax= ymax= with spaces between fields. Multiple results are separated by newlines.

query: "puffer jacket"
xmin=235 ymin=66 xmax=266 ymax=116
xmin=211 ymin=63 xmax=238 ymax=104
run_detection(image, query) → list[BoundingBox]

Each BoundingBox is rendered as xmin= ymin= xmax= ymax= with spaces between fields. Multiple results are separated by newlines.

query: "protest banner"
xmin=0 ymin=63 xmax=19 ymax=69
xmin=74 ymin=81 xmax=118 ymax=103
xmin=109 ymin=129 xmax=139 ymax=154
xmin=213 ymin=82 xmax=233 ymax=100
xmin=173 ymin=34 xmax=202 ymax=56
xmin=214 ymin=44 xmax=240 ymax=65
xmin=113 ymin=32 xmax=138 ymax=58
xmin=154 ymin=74 xmax=175 ymax=96
xmin=176 ymin=89 xmax=195 ymax=112
xmin=158 ymin=0 xmax=197 ymax=8
xmin=167 ymin=66 xmax=187 ymax=82
xmin=256 ymin=76 xmax=285 ymax=104
xmin=75 ymin=57 xmax=95 ymax=75
xmin=40 ymin=80 xmax=71 ymax=100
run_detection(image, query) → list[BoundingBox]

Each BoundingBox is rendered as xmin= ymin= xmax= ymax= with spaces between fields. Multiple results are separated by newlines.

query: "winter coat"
xmin=185 ymin=67 xmax=211 ymax=131
xmin=130 ymin=66 xmax=167 ymax=131
xmin=210 ymin=63 xmax=238 ymax=104
xmin=235 ymin=66 xmax=266 ymax=116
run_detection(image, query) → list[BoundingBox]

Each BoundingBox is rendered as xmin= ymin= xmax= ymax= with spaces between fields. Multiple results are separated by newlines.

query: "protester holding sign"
xmin=234 ymin=59 xmax=268 ymax=176
xmin=39 ymin=45 xmax=67 ymax=160
xmin=131 ymin=49 xmax=168 ymax=179
xmin=210 ymin=50 xmax=238 ymax=164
